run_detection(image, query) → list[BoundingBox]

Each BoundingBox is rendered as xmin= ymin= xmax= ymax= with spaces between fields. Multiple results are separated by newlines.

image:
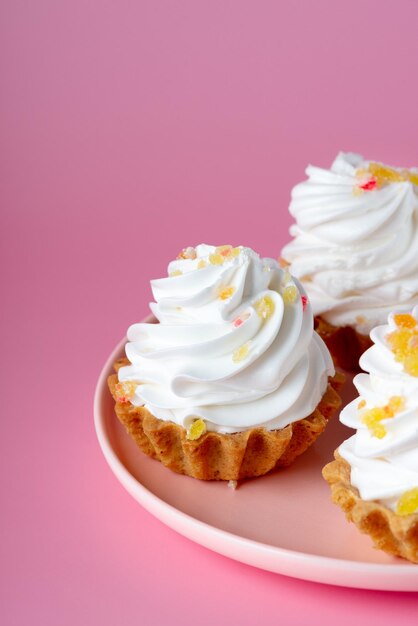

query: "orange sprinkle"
xmin=394 ymin=314 xmax=417 ymax=329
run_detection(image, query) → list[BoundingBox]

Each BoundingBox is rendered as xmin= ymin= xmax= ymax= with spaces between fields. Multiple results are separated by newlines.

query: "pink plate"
xmin=94 ymin=331 xmax=418 ymax=592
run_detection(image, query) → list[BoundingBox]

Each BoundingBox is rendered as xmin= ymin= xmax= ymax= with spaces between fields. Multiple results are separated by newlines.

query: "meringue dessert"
xmin=281 ymin=153 xmax=418 ymax=370
xmin=108 ymin=244 xmax=343 ymax=480
xmin=323 ymin=308 xmax=418 ymax=562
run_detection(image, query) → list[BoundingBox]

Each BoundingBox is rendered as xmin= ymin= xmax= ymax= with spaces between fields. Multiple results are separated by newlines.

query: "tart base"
xmin=108 ymin=361 xmax=343 ymax=481
xmin=314 ymin=316 xmax=372 ymax=371
xmin=323 ymin=452 xmax=418 ymax=563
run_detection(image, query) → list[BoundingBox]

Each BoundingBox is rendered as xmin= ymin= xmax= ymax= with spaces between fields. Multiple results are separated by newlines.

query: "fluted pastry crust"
xmin=108 ymin=359 xmax=343 ymax=481
xmin=323 ymin=452 xmax=418 ymax=563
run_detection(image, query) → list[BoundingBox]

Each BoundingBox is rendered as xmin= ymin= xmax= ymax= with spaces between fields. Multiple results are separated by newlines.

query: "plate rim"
xmin=94 ymin=332 xmax=418 ymax=592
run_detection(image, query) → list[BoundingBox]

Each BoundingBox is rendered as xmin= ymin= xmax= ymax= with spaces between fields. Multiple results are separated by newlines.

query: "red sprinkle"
xmin=233 ymin=317 xmax=244 ymax=327
xmin=301 ymin=295 xmax=308 ymax=311
xmin=359 ymin=177 xmax=378 ymax=191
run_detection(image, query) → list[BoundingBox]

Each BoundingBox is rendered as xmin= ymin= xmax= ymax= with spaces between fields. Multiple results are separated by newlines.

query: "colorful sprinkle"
xmin=232 ymin=342 xmax=250 ymax=363
xmin=209 ymin=246 xmax=240 ymax=266
xmin=218 ymin=286 xmax=235 ymax=300
xmin=358 ymin=399 xmax=366 ymax=409
xmin=209 ymin=253 xmax=224 ymax=265
xmin=177 ymin=246 xmax=196 ymax=260
xmin=254 ymin=295 xmax=275 ymax=321
xmin=359 ymin=177 xmax=378 ymax=191
xmin=233 ymin=312 xmax=250 ymax=327
xmin=355 ymin=163 xmax=417 ymax=193
xmin=186 ymin=418 xmax=206 ymax=441
xmin=396 ymin=488 xmax=418 ymax=516
xmin=169 ymin=269 xmax=183 ymax=277
xmin=114 ymin=381 xmax=137 ymax=404
xmin=359 ymin=396 xmax=405 ymax=439
xmin=282 ymin=285 xmax=298 ymax=304
xmin=386 ymin=314 xmax=418 ymax=377
xmin=278 ymin=257 xmax=290 ymax=268
xmin=197 ymin=259 xmax=207 ymax=269
xmin=394 ymin=314 xmax=417 ymax=329
xmin=301 ymin=295 xmax=308 ymax=311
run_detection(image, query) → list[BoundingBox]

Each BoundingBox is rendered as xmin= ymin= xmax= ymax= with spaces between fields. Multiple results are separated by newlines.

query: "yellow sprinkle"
xmin=169 ymin=269 xmax=183 ymax=277
xmin=232 ymin=342 xmax=250 ymax=363
xmin=408 ymin=171 xmax=418 ymax=185
xmin=209 ymin=253 xmax=224 ymax=265
xmin=368 ymin=162 xmax=406 ymax=184
xmin=254 ymin=295 xmax=275 ymax=321
xmin=404 ymin=353 xmax=418 ymax=377
xmin=396 ymin=488 xmax=418 ymax=516
xmin=231 ymin=247 xmax=241 ymax=257
xmin=282 ymin=285 xmax=298 ymax=304
xmin=197 ymin=259 xmax=207 ymax=269
xmin=360 ymin=396 xmax=405 ymax=439
xmin=394 ymin=314 xmax=417 ymax=329
xmin=218 ymin=286 xmax=235 ymax=300
xmin=352 ymin=186 xmax=364 ymax=197
xmin=187 ymin=418 xmax=206 ymax=441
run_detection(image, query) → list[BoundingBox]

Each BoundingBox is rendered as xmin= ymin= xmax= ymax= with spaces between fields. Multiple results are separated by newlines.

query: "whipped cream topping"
xmin=282 ymin=152 xmax=418 ymax=334
xmin=118 ymin=244 xmax=334 ymax=434
xmin=339 ymin=306 xmax=418 ymax=511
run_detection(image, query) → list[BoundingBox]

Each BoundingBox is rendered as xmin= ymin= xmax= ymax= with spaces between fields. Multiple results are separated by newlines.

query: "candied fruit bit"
xmin=169 ymin=269 xmax=183 ymax=277
xmin=232 ymin=342 xmax=250 ymax=363
xmin=358 ymin=399 xmax=366 ymax=409
xmin=394 ymin=314 xmax=417 ymax=329
xmin=254 ymin=295 xmax=275 ymax=321
xmin=408 ymin=335 xmax=418 ymax=350
xmin=197 ymin=259 xmax=207 ymax=269
xmin=278 ymin=257 xmax=290 ymax=268
xmin=368 ymin=162 xmax=407 ymax=185
xmin=231 ymin=247 xmax=241 ymax=257
xmin=301 ymin=295 xmax=308 ymax=311
xmin=396 ymin=488 xmax=418 ymax=516
xmin=187 ymin=418 xmax=206 ymax=441
xmin=360 ymin=395 xmax=405 ymax=438
xmin=361 ymin=407 xmax=387 ymax=439
xmin=209 ymin=253 xmax=224 ymax=265
xmin=384 ymin=395 xmax=405 ymax=417
xmin=233 ymin=312 xmax=250 ymax=327
xmin=386 ymin=328 xmax=415 ymax=361
xmin=216 ymin=245 xmax=233 ymax=257
xmin=218 ymin=286 xmax=235 ymax=300
xmin=404 ymin=353 xmax=418 ymax=377
xmin=114 ymin=381 xmax=137 ymax=404
xmin=177 ymin=246 xmax=196 ymax=260
xmin=408 ymin=171 xmax=418 ymax=186
xmin=358 ymin=177 xmax=378 ymax=191
xmin=282 ymin=285 xmax=298 ymax=304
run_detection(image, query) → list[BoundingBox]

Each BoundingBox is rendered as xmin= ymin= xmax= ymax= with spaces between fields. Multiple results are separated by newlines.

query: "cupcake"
xmin=323 ymin=308 xmax=418 ymax=562
xmin=108 ymin=244 xmax=343 ymax=481
xmin=281 ymin=152 xmax=418 ymax=370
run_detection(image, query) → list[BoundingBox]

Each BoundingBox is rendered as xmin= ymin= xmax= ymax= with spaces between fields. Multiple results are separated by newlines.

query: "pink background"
xmin=2 ymin=1 xmax=418 ymax=624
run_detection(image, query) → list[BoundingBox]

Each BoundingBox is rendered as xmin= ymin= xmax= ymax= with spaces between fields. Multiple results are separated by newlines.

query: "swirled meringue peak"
xmin=118 ymin=244 xmax=334 ymax=434
xmin=339 ymin=306 xmax=418 ymax=514
xmin=282 ymin=152 xmax=418 ymax=334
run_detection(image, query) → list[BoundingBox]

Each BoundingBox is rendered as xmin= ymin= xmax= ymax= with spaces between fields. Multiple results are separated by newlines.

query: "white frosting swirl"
xmin=118 ymin=244 xmax=334 ymax=434
xmin=282 ymin=152 xmax=418 ymax=334
xmin=339 ymin=306 xmax=418 ymax=510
